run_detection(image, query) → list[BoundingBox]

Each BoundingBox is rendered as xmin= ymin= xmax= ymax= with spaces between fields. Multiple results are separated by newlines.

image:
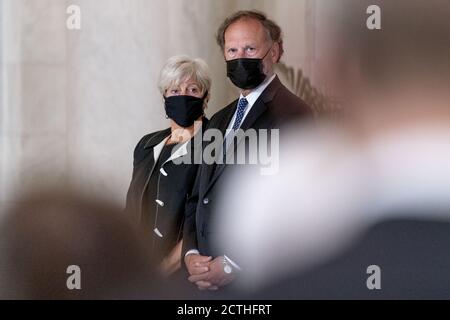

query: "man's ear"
xmin=271 ymin=42 xmax=281 ymax=63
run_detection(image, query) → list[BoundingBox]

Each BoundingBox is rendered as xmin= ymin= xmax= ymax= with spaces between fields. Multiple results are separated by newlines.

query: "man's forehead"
xmin=224 ymin=18 xmax=267 ymax=43
xmin=224 ymin=37 xmax=259 ymax=47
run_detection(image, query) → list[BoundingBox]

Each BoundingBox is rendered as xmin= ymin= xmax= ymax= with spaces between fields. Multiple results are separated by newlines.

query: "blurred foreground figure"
xmin=0 ymin=188 xmax=171 ymax=299
xmin=215 ymin=0 xmax=450 ymax=299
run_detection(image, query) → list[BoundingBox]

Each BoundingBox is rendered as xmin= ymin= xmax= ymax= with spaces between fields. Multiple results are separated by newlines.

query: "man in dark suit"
xmin=182 ymin=10 xmax=312 ymax=291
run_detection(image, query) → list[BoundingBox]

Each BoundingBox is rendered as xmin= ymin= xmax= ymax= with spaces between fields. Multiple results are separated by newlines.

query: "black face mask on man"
xmin=226 ymin=46 xmax=272 ymax=90
xmin=164 ymin=92 xmax=207 ymax=127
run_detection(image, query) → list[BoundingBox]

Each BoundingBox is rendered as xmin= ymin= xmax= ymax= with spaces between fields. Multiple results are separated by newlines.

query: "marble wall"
xmin=0 ymin=0 xmax=326 ymax=212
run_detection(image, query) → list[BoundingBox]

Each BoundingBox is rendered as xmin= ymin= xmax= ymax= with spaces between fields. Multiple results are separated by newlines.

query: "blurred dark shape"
xmin=333 ymin=0 xmax=450 ymax=96
xmin=252 ymin=216 xmax=450 ymax=299
xmin=0 ymin=188 xmax=174 ymax=299
xmin=265 ymin=0 xmax=450 ymax=299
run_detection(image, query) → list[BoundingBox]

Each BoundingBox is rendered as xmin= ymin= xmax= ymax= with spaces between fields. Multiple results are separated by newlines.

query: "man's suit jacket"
xmin=183 ymin=76 xmax=312 ymax=259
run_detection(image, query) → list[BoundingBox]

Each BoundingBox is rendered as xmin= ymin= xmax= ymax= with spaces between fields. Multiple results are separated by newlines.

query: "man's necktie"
xmin=222 ymin=97 xmax=249 ymax=162
xmin=231 ymin=97 xmax=249 ymax=130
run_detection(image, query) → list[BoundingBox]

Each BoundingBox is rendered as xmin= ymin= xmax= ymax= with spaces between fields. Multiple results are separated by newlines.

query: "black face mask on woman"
xmin=164 ymin=92 xmax=207 ymax=127
xmin=226 ymin=47 xmax=272 ymax=90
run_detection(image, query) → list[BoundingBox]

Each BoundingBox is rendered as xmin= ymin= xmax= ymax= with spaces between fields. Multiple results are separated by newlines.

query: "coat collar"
xmin=144 ymin=118 xmax=209 ymax=165
xmin=143 ymin=128 xmax=171 ymax=149
xmin=160 ymin=139 xmax=189 ymax=165
xmin=239 ymin=75 xmax=281 ymax=130
xmin=261 ymin=75 xmax=282 ymax=103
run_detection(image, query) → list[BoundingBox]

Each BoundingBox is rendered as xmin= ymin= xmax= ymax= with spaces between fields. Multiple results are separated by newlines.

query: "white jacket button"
xmin=160 ymin=168 xmax=168 ymax=177
xmin=153 ymin=228 xmax=163 ymax=238
xmin=155 ymin=199 xmax=164 ymax=207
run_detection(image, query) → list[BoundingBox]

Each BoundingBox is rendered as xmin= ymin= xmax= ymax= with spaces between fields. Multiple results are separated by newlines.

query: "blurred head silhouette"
xmin=326 ymin=0 xmax=450 ymax=133
xmin=0 ymin=187 xmax=167 ymax=299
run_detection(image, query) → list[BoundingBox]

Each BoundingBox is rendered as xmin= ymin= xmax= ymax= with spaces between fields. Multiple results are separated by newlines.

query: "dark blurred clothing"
xmin=251 ymin=216 xmax=450 ymax=299
xmin=0 ymin=191 xmax=162 ymax=299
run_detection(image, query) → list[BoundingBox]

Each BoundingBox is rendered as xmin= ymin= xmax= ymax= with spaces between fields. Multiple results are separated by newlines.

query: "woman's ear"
xmin=203 ymin=91 xmax=210 ymax=108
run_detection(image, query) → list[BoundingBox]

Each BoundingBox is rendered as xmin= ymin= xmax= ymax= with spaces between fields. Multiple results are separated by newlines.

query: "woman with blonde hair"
xmin=125 ymin=55 xmax=211 ymax=277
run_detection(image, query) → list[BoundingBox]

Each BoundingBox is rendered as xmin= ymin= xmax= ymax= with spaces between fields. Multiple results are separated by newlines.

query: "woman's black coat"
xmin=125 ymin=119 xmax=207 ymax=257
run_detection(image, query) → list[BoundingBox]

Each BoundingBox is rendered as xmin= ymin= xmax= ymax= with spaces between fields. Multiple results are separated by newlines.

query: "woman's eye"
xmin=170 ymin=89 xmax=178 ymax=94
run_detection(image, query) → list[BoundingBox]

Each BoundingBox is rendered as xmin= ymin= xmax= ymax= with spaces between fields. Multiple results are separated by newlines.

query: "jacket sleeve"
xmin=124 ymin=134 xmax=151 ymax=214
xmin=182 ymin=164 xmax=201 ymax=262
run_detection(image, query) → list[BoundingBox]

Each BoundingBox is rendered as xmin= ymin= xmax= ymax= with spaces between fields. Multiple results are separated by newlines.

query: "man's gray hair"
xmin=158 ymin=55 xmax=212 ymax=99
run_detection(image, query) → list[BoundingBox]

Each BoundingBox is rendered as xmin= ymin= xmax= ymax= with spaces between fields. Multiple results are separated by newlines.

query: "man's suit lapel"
xmin=241 ymin=75 xmax=282 ymax=131
xmin=204 ymin=76 xmax=283 ymax=194
xmin=203 ymin=102 xmax=237 ymax=189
